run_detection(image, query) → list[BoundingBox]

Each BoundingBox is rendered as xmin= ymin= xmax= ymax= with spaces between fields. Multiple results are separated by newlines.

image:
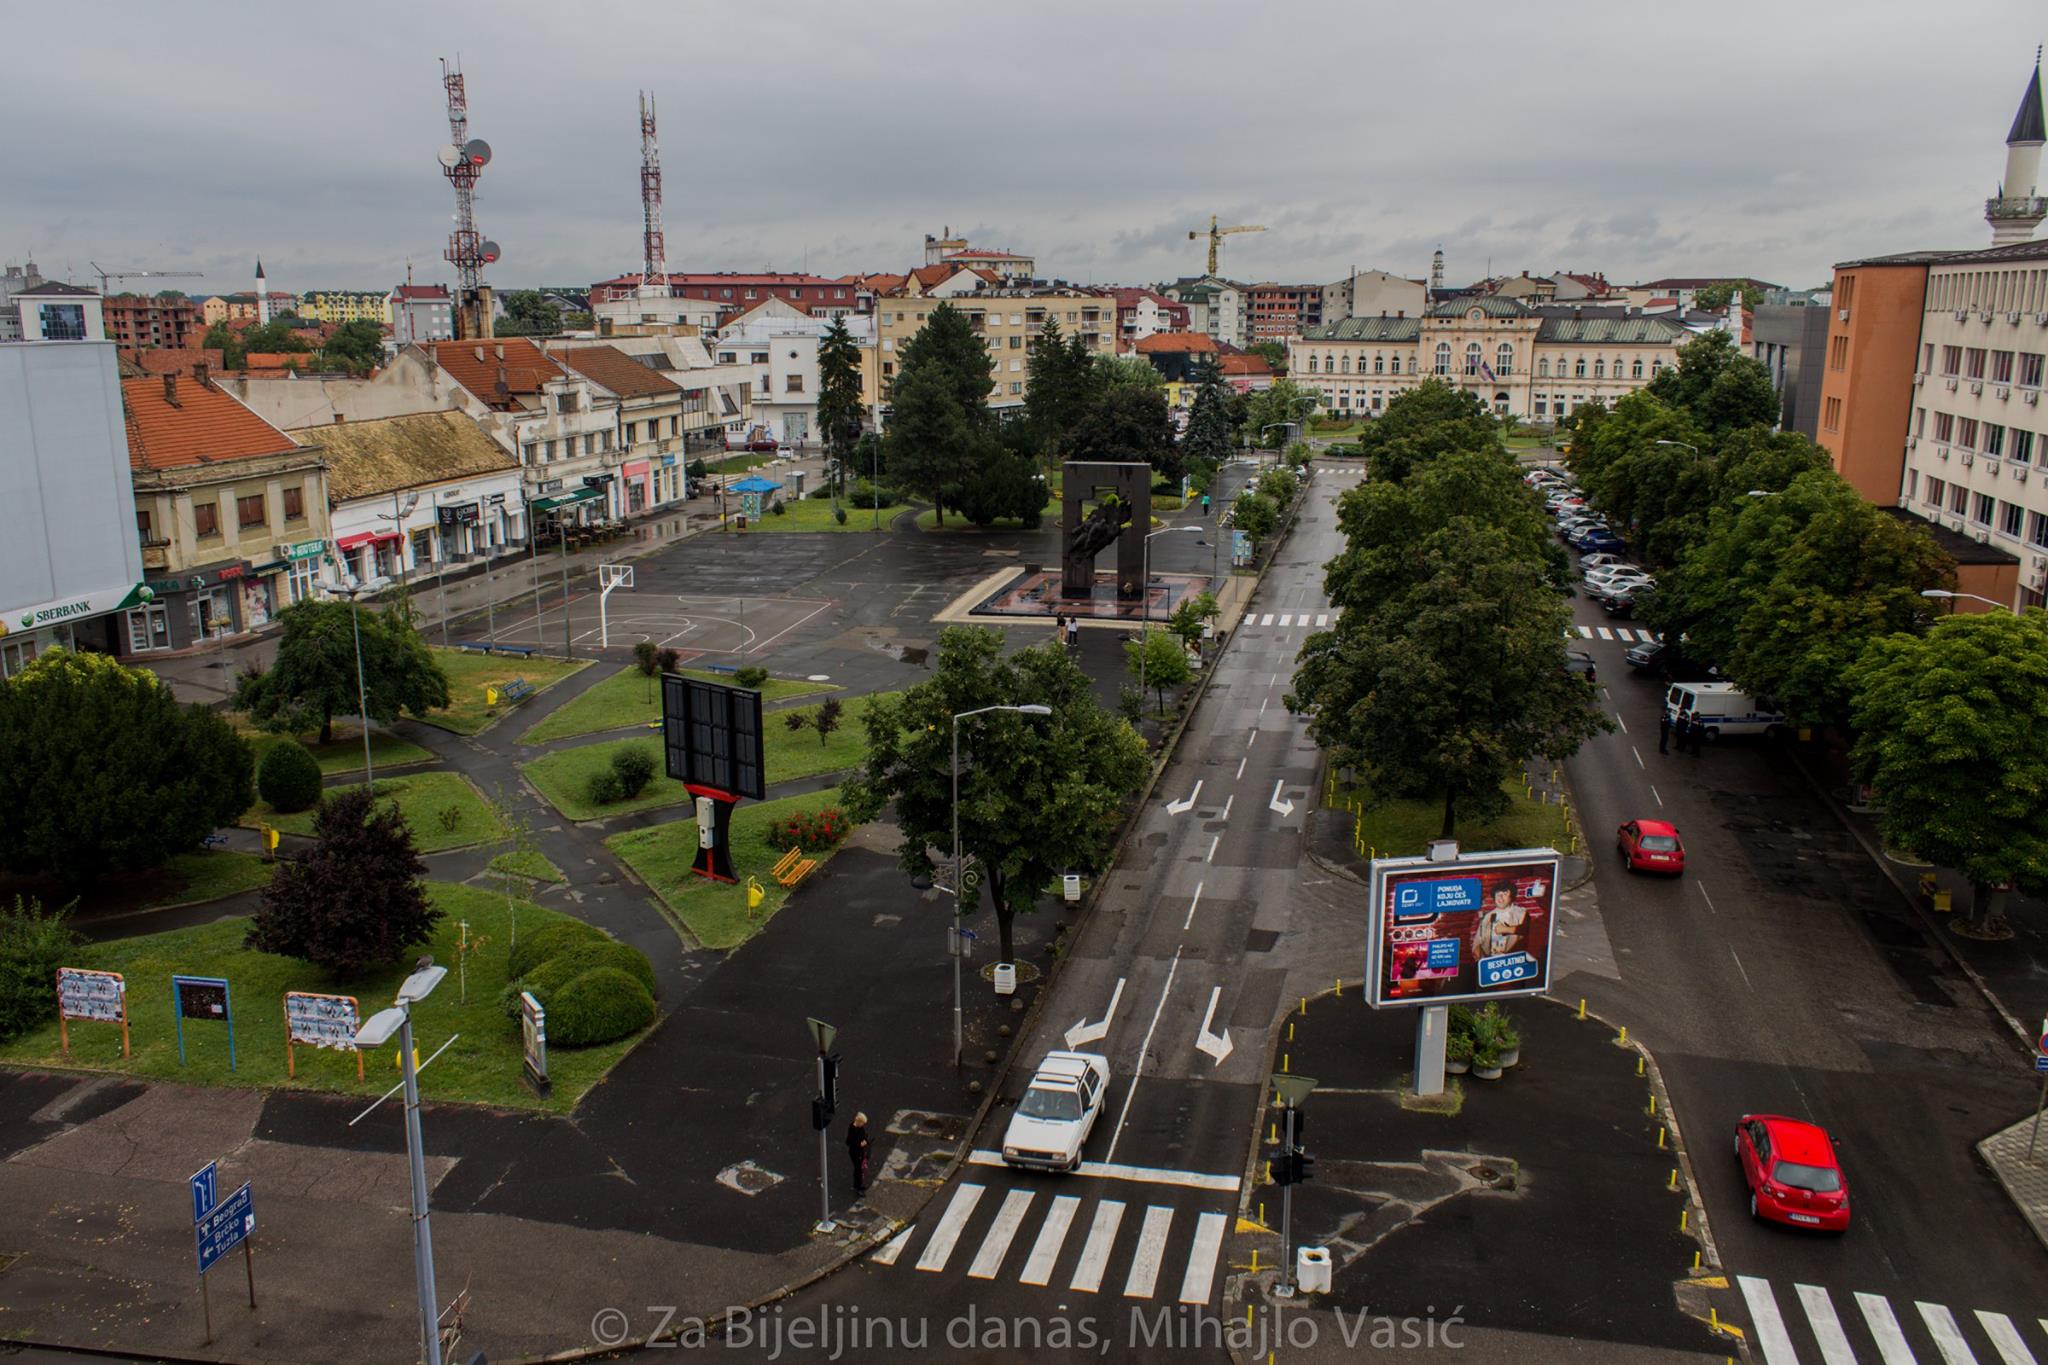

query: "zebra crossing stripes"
xmin=1177 ymin=1212 xmax=1228 ymax=1305
xmin=1738 ymin=1275 xmax=2044 ymax=1365
xmin=1250 ymin=612 xmax=1332 ymax=629
xmin=1018 ymin=1195 xmax=1079 ymax=1286
xmin=966 ymin=1188 xmax=1035 ymax=1279
xmin=1069 ymin=1199 xmax=1124 ymax=1293
xmin=915 ymin=1183 xmax=984 ymax=1272
xmin=1571 ymin=624 xmax=1664 ymax=643
xmin=1122 ymin=1205 xmax=1174 ymax=1298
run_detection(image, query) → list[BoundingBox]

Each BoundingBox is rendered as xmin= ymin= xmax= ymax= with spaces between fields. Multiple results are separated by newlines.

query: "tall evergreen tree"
xmin=885 ymin=303 xmax=996 ymax=525
xmin=1024 ymin=317 xmax=1098 ymax=456
xmin=1183 ymin=359 xmax=1235 ymax=471
xmin=816 ymin=317 xmax=864 ymax=498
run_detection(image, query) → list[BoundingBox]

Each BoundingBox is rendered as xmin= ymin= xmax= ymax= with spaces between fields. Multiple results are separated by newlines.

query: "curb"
xmin=1779 ymin=741 xmax=2033 ymax=1054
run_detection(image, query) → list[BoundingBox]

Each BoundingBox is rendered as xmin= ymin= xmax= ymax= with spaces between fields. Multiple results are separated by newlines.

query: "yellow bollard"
xmin=1618 ymin=1025 xmax=1628 ymax=1045
xmin=1260 ymin=1201 xmax=1265 ymax=1227
xmin=1269 ymin=1123 xmax=1278 ymax=1144
xmin=1658 ymin=1127 xmax=1667 ymax=1150
xmin=1335 ymin=978 xmax=1342 ymax=999
xmin=1693 ymin=1250 xmax=1702 ymax=1272
xmin=1300 ymin=997 xmax=1307 ymax=1017
xmin=1250 ymin=1248 xmax=1259 ymax=1273
xmin=1711 ymin=1308 xmax=1719 ymax=1331
xmin=1264 ymin=1159 xmax=1272 ymax=1184
xmin=1577 ymin=997 xmax=1586 ymax=1020
xmin=1288 ymin=1022 xmax=1295 ymax=1042
xmin=1636 ymin=1055 xmax=1645 ymax=1076
xmin=1669 ymin=1168 xmax=1679 ymax=1192
xmin=1680 ymin=1209 xmax=1689 ymax=1233
xmin=1283 ymin=1053 xmax=1290 ymax=1073
xmin=1649 ymin=1094 xmax=1658 ymax=1117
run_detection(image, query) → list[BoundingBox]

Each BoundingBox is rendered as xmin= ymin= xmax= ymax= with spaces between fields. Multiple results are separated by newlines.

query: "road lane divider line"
xmin=1651 ymin=784 xmax=1663 ymax=807
xmin=1632 ymin=745 xmax=1645 ymax=769
xmin=1221 ymin=794 xmax=1233 ymax=819
xmin=1104 ymin=946 xmax=1183 ymax=1165
xmin=1729 ymin=949 xmax=1753 ymax=991
xmin=964 ymin=1150 xmax=1240 ymax=1192
xmin=1615 ymin=713 xmax=1628 ymax=734
xmin=1182 ymin=882 xmax=1205 ymax=930
xmin=1236 ymin=757 xmax=1247 ymax=780
xmin=1697 ymin=883 xmax=1716 ymax=913
xmin=1206 ymin=834 xmax=1219 ymax=864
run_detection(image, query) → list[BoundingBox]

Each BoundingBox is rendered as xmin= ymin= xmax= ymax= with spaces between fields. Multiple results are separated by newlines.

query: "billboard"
xmin=1364 ymin=848 xmax=1561 ymax=1008
xmin=660 ymin=672 xmax=765 ymax=800
xmin=56 ymin=968 xmax=125 ymax=1022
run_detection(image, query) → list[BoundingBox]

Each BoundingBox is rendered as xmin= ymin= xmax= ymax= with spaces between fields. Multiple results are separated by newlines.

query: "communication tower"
xmin=639 ymin=92 xmax=668 ymax=298
xmin=438 ymin=59 xmax=500 ymax=340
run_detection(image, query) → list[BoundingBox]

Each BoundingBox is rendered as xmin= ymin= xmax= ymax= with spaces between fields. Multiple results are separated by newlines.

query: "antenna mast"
xmin=639 ymin=92 xmax=668 ymax=298
xmin=439 ymin=58 xmax=498 ymax=340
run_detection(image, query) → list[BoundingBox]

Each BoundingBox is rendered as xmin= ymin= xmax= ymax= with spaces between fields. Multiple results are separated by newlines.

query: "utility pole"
xmin=808 ymin=1017 xmax=839 ymax=1233
xmin=1271 ymin=1073 xmax=1317 ymax=1298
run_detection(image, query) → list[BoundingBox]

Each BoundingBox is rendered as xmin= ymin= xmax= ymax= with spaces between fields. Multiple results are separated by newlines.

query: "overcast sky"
xmin=3 ymin=2 xmax=2041 ymax=296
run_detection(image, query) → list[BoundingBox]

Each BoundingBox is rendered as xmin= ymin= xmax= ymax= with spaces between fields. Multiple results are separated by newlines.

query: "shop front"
xmin=622 ymin=460 xmax=652 ymax=515
xmin=529 ymin=485 xmax=606 ymax=544
xmin=332 ymin=530 xmax=404 ymax=586
xmin=135 ymin=560 xmax=253 ymax=655
xmin=437 ymin=501 xmax=483 ymax=558
xmin=3 ymin=582 xmax=154 ymax=675
xmin=245 ymin=537 xmax=328 ymax=619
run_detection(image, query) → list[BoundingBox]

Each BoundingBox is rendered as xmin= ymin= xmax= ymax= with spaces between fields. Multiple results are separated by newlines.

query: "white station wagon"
xmin=1001 ymin=1051 xmax=1110 ymax=1172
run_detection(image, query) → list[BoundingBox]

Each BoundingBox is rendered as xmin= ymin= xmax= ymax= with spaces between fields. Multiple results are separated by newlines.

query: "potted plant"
xmin=1478 ymin=1002 xmax=1522 ymax=1068
xmin=1446 ymin=1031 xmax=1473 ymax=1075
xmin=1471 ymin=1038 xmax=1504 ymax=1081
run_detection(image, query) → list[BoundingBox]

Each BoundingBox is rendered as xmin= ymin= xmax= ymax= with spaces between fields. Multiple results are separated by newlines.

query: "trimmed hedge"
xmin=524 ymin=938 xmax=657 ymax=1000
xmin=257 ymin=739 xmax=323 ymax=813
xmin=549 ymin=967 xmax=655 ymax=1046
xmin=507 ymin=917 xmax=608 ymax=980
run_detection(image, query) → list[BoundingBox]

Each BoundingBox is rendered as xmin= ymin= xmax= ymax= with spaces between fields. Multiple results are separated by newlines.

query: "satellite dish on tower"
xmin=480 ymin=241 xmax=502 ymax=264
xmin=463 ymin=139 xmax=491 ymax=167
xmin=436 ymin=144 xmax=461 ymax=169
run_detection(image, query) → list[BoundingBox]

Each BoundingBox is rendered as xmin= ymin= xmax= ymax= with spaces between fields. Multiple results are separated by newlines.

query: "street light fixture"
xmin=1921 ymin=588 xmax=2015 ymax=614
xmin=948 ymin=703 xmax=1053 ymax=1067
xmin=1654 ymin=439 xmax=1700 ymax=455
xmin=378 ymin=492 xmax=422 ymax=589
xmin=1140 ymin=526 xmax=1203 ymax=713
xmin=1744 ymin=489 xmax=1781 ymax=498
xmin=353 ymin=959 xmax=448 ymax=1365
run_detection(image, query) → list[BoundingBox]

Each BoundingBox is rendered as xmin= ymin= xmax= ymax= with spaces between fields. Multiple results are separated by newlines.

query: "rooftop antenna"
xmin=638 ymin=91 xmax=667 ymax=298
xmin=439 ymin=57 xmax=499 ymax=339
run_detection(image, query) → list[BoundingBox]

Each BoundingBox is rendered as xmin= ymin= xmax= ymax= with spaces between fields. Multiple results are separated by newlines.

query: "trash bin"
xmin=1062 ymin=874 xmax=1082 ymax=903
xmin=993 ymin=963 xmax=1017 ymax=996
xmin=1296 ymin=1245 xmax=1332 ymax=1294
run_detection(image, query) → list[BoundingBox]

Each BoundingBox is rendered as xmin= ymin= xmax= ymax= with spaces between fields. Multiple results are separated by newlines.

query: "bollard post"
xmin=1658 ymin=1127 xmax=1667 ymax=1149
xmin=1637 ymin=1055 xmax=1645 ymax=1076
xmin=1577 ymin=998 xmax=1586 ymax=1020
xmin=1618 ymin=1025 xmax=1628 ymax=1045
xmin=1669 ymin=1168 xmax=1679 ymax=1191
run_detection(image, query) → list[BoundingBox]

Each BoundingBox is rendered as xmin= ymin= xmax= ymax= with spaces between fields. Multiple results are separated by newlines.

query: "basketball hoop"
xmin=598 ymin=562 xmax=635 ymax=647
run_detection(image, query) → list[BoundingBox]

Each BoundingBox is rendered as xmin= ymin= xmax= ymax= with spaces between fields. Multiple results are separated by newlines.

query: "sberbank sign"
xmin=21 ymin=598 xmax=97 ymax=629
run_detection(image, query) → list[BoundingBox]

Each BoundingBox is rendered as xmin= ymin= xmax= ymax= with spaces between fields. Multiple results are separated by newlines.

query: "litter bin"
xmin=993 ymin=962 xmax=1017 ymax=996
xmin=1296 ymin=1246 xmax=1332 ymax=1294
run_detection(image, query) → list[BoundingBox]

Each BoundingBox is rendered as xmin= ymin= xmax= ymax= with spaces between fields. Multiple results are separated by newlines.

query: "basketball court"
xmin=463 ymin=561 xmax=833 ymax=660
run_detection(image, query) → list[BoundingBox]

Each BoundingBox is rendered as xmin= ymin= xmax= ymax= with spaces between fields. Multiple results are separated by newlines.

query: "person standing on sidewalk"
xmin=1657 ymin=709 xmax=1671 ymax=755
xmin=846 ymin=1112 xmax=871 ymax=1195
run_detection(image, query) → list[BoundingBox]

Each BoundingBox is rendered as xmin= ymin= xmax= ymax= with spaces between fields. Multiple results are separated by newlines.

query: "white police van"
xmin=1664 ymin=682 xmax=1785 ymax=739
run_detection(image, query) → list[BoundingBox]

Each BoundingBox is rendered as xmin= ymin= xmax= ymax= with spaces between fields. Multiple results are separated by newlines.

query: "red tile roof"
xmin=394 ymin=284 xmax=450 ymax=300
xmin=550 ymin=343 xmax=683 ymax=399
xmin=122 ymin=348 xmax=225 ymax=377
xmin=1133 ymin=331 xmax=1222 ymax=355
xmin=424 ymin=338 xmax=564 ymax=410
xmin=1217 ymin=354 xmax=1273 ymax=376
xmin=122 ymin=375 xmax=302 ymax=473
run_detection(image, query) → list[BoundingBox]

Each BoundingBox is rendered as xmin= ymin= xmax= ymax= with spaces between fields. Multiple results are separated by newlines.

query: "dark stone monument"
xmin=1061 ymin=462 xmax=1152 ymax=600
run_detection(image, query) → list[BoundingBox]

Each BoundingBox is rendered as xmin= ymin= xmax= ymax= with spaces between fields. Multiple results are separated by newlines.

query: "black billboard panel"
xmin=661 ymin=673 xmax=765 ymax=800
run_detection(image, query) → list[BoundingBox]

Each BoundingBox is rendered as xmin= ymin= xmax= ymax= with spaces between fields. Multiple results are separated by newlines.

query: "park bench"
xmin=699 ymin=662 xmax=737 ymax=676
xmin=494 ymin=645 xmax=536 ymax=659
xmin=499 ymin=678 xmax=535 ymax=704
xmin=772 ymin=847 xmax=817 ymax=888
xmin=456 ymin=641 xmax=493 ymax=654
xmin=200 ymin=833 xmax=229 ymax=850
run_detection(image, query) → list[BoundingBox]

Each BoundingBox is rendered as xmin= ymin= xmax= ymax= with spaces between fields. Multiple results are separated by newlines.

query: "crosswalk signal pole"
xmin=1277 ymin=1104 xmax=1297 ymax=1298
xmin=809 ymin=1017 xmax=839 ymax=1234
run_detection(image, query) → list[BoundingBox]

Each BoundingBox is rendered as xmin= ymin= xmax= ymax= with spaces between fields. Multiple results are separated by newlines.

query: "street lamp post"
xmin=323 ymin=572 xmax=377 ymax=790
xmin=949 ymin=703 xmax=1052 ymax=1067
xmin=353 ymin=961 xmax=450 ymax=1365
xmin=378 ymin=492 xmax=422 ymax=590
xmin=1921 ymin=588 xmax=2016 ymax=614
xmin=1139 ymin=527 xmax=1202 ymax=715
xmin=1653 ymin=439 xmax=1700 ymax=456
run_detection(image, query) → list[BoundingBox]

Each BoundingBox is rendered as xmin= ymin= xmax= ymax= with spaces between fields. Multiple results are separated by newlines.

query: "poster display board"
xmin=520 ymin=991 xmax=550 ymax=1097
xmin=172 ymin=975 xmax=236 ymax=1070
xmin=55 ymin=967 xmax=129 ymax=1057
xmin=284 ymin=992 xmax=364 ymax=1079
xmin=1364 ymin=848 xmax=1561 ymax=1009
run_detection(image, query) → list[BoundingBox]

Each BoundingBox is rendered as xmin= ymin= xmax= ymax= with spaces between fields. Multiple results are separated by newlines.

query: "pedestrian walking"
xmin=846 ymin=1112 xmax=871 ymax=1195
xmin=1657 ymin=709 xmax=1670 ymax=755
xmin=1066 ymin=616 xmax=1079 ymax=650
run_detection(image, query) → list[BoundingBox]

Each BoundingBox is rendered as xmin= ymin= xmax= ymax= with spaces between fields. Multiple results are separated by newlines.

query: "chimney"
xmin=473 ymin=345 xmax=485 ymax=363
xmin=162 ymin=373 xmax=179 ymax=406
xmin=494 ymin=344 xmax=506 ymax=361
xmin=193 ymin=361 xmax=210 ymax=388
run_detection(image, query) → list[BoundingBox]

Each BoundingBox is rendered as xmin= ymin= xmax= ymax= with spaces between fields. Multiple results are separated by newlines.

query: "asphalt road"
xmin=1557 ymin=581 xmax=2048 ymax=1363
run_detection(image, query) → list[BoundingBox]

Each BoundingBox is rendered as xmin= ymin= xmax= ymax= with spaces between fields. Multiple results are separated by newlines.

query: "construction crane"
xmin=90 ymin=263 xmax=203 ymax=295
xmin=1188 ymin=215 xmax=1266 ymax=276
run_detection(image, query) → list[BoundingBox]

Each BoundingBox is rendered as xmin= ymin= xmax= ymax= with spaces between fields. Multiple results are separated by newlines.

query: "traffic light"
xmin=822 ymin=1053 xmax=841 ymax=1112
xmin=1290 ymin=1145 xmax=1315 ymax=1186
xmin=811 ymin=1098 xmax=831 ymax=1131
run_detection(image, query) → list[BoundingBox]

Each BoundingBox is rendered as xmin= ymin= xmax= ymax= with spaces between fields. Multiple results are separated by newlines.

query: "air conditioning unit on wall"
xmin=2032 ymin=556 xmax=2048 ymax=588
xmin=1961 ymin=451 xmax=1975 ymax=466
xmin=2028 ymin=390 xmax=2042 ymax=405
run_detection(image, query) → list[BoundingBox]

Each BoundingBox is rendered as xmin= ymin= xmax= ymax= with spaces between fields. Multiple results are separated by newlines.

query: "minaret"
xmin=1429 ymin=247 xmax=1445 ymax=302
xmin=1988 ymin=52 xmax=2047 ymax=245
xmin=255 ymin=258 xmax=271 ymax=324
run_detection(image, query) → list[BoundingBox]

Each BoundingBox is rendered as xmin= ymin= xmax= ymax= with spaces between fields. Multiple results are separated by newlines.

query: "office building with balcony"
xmin=300 ymin=290 xmax=393 ymax=326
xmin=548 ymin=343 xmax=691 ymax=510
xmin=1245 ymin=283 xmax=1323 ymax=341
xmin=876 ymin=285 xmax=1112 ymax=410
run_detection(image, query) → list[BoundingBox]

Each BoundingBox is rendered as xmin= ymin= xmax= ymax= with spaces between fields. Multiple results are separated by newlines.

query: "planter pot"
xmin=1445 ymin=1057 xmax=1471 ymax=1075
xmin=1497 ymin=1046 xmax=1521 ymax=1068
xmin=1472 ymin=1063 xmax=1504 ymax=1081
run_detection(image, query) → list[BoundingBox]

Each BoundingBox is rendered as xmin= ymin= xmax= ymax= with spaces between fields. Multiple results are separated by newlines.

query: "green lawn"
xmin=239 ymin=719 xmax=435 ymax=777
xmin=913 ymin=509 xmax=1037 ymax=533
xmin=738 ymin=498 xmax=879 ymax=533
xmin=1335 ymin=777 xmax=1571 ymax=860
xmin=144 ymin=851 xmax=274 ymax=908
xmin=246 ymin=771 xmax=507 ymax=854
xmin=606 ymin=787 xmax=848 ymax=950
xmin=487 ymin=849 xmax=566 ymax=884
xmin=0 ymin=884 xmax=640 ymax=1112
xmin=710 ymin=451 xmax=779 ymax=475
xmin=417 ymin=647 xmax=589 ymax=735
xmin=522 ymin=694 xmax=892 ymax=822
xmin=520 ymin=667 xmax=833 ymax=745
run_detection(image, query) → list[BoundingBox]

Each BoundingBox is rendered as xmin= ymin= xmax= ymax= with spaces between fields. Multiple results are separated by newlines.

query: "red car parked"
xmin=1735 ymin=1114 xmax=1851 ymax=1231
xmin=1617 ymin=818 xmax=1685 ymax=874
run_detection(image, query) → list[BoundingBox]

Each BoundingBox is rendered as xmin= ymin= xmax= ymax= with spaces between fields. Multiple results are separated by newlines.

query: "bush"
xmin=436 ymin=805 xmax=462 ymax=833
xmin=611 ymin=746 xmax=656 ymax=799
xmin=633 ymin=640 xmax=660 ymax=677
xmin=773 ymin=806 xmax=852 ymax=853
xmin=523 ymin=937 xmax=658 ymax=1000
xmin=257 ymin=738 xmax=323 ymax=813
xmin=587 ymin=769 xmax=625 ymax=806
xmin=809 ymin=483 xmax=836 ymax=500
xmin=849 ymin=479 xmax=899 ymax=510
xmin=0 ymin=895 xmax=80 ymax=1043
xmin=770 ymin=499 xmax=787 ymax=516
xmin=1117 ymin=685 xmax=1146 ymax=726
xmin=732 ymin=665 xmax=770 ymax=689
xmin=686 ymin=459 xmax=708 ymax=479
xmin=834 ymin=506 xmax=848 ymax=525
xmin=655 ymin=647 xmax=680 ymax=674
xmin=508 ymin=917 xmax=608 ymax=979
xmin=548 ymin=966 xmax=655 ymax=1046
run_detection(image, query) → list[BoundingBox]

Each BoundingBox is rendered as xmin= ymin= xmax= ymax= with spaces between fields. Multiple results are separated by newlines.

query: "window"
xmin=785 ymin=374 xmax=803 ymax=392
xmin=1308 ymin=355 xmax=1319 ymax=373
xmin=1973 ymin=491 xmax=1995 ymax=524
xmin=2031 ymin=510 xmax=2048 ymax=548
xmin=1574 ymin=356 xmax=1587 ymax=378
xmin=1008 ymin=335 xmax=1022 ymax=349
xmin=1994 ymin=350 xmax=2016 ymax=383
xmin=1496 ymin=343 xmax=1513 ymax=376
xmin=1593 ymin=359 xmax=1606 ymax=379
xmin=1374 ymin=353 xmax=1384 ymax=374
xmin=2003 ymin=500 xmax=2026 ymax=537
xmin=1942 ymin=346 xmax=1963 ymax=376
xmin=194 ymin=501 xmax=220 ymax=538
xmin=2014 ymin=429 xmax=2036 ymax=463
xmin=1631 ymin=358 xmax=1644 ymax=379
xmin=1465 ymin=343 xmax=1481 ymax=376
xmin=136 ymin=508 xmax=153 ymax=542
xmin=1916 ymin=407 xmax=1927 ymax=436
xmin=1925 ymin=476 xmax=1945 ymax=507
xmin=1539 ymin=358 xmax=1551 ymax=377
xmin=1967 ymin=348 xmax=1988 ymax=380
xmin=558 ymin=391 xmax=580 ymax=413
xmin=584 ymin=434 xmax=596 ymax=455
xmin=719 ymin=352 xmax=736 ymax=364
xmin=1535 ymin=399 xmax=1548 ymax=416
xmin=750 ymin=352 xmax=769 ymax=364
xmin=38 ymin=303 xmax=86 ymax=340
xmin=1958 ymin=418 xmax=1979 ymax=449
xmin=1009 ymin=381 xmax=1022 ymax=395
xmin=1434 ymin=343 xmax=1451 ymax=375
xmin=1905 ymin=468 xmax=1918 ymax=500
xmin=1986 ymin=423 xmax=2006 ymax=456
xmin=1949 ymin=484 xmax=1969 ymax=514
xmin=1823 ymin=395 xmax=1843 ymax=431
xmin=1923 ymin=343 xmax=1935 ymax=373
xmin=544 ymin=439 xmax=558 ymax=461
xmin=2024 ymin=353 xmax=2046 ymax=387
xmin=1934 ymin=412 xmax=1955 ymax=442
xmin=1340 ymin=355 xmax=1351 ymax=373
xmin=1829 ymin=334 xmax=1849 ymax=370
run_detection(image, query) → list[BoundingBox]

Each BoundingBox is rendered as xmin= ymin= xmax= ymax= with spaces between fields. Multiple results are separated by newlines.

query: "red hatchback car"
xmin=1617 ymin=818 xmax=1685 ymax=874
xmin=1736 ymin=1114 xmax=1851 ymax=1231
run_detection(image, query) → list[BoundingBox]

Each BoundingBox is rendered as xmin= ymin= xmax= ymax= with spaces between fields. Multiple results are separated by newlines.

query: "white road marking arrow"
xmin=1194 ymin=986 xmax=1233 ymax=1065
xmin=1064 ymin=976 xmax=1125 ymax=1050
xmin=1268 ymin=780 xmax=1295 ymax=818
xmin=1165 ymin=780 xmax=1203 ymax=816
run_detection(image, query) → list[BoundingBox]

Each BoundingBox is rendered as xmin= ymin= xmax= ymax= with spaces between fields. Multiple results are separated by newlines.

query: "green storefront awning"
xmin=531 ymin=488 xmax=604 ymax=513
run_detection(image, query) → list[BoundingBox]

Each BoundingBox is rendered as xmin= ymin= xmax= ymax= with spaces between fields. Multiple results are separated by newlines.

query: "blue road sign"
xmin=194 ymin=1181 xmax=254 ymax=1275
xmin=189 ymin=1161 xmax=217 ymax=1223
xmin=957 ymin=928 xmax=977 ymax=940
xmin=2035 ymin=1055 xmax=2048 ymax=1072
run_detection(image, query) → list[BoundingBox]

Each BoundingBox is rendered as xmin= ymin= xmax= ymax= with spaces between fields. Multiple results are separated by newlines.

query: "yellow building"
xmin=300 ymin=290 xmax=393 ymax=326
xmin=1289 ymin=296 xmax=1687 ymax=423
xmin=877 ymin=284 xmax=1113 ymax=409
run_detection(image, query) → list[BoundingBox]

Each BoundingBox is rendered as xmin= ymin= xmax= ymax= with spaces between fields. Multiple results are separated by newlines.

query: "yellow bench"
xmin=772 ymin=847 xmax=817 ymax=888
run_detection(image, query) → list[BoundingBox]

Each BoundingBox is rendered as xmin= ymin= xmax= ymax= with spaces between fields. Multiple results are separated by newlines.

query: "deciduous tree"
xmin=246 ymin=786 xmax=439 ymax=973
xmin=842 ymin=628 xmax=1146 ymax=962
xmin=236 ymin=598 xmax=451 ymax=744
xmin=1125 ymin=628 xmax=1192 ymax=715
xmin=1069 ymin=384 xmax=1180 ymax=481
xmin=1354 ymin=380 xmax=1499 ymax=484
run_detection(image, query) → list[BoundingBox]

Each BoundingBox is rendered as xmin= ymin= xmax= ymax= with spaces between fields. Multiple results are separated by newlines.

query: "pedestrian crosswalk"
xmin=872 ymin=1181 xmax=1230 ymax=1305
xmin=1569 ymin=624 xmax=1663 ymax=643
xmin=1249 ymin=612 xmax=1331 ymax=629
xmin=1736 ymin=1275 xmax=2046 ymax=1364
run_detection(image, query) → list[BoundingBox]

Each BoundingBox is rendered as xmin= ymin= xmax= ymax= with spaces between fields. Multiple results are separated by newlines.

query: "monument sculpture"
xmin=1060 ymin=462 xmax=1152 ymax=600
